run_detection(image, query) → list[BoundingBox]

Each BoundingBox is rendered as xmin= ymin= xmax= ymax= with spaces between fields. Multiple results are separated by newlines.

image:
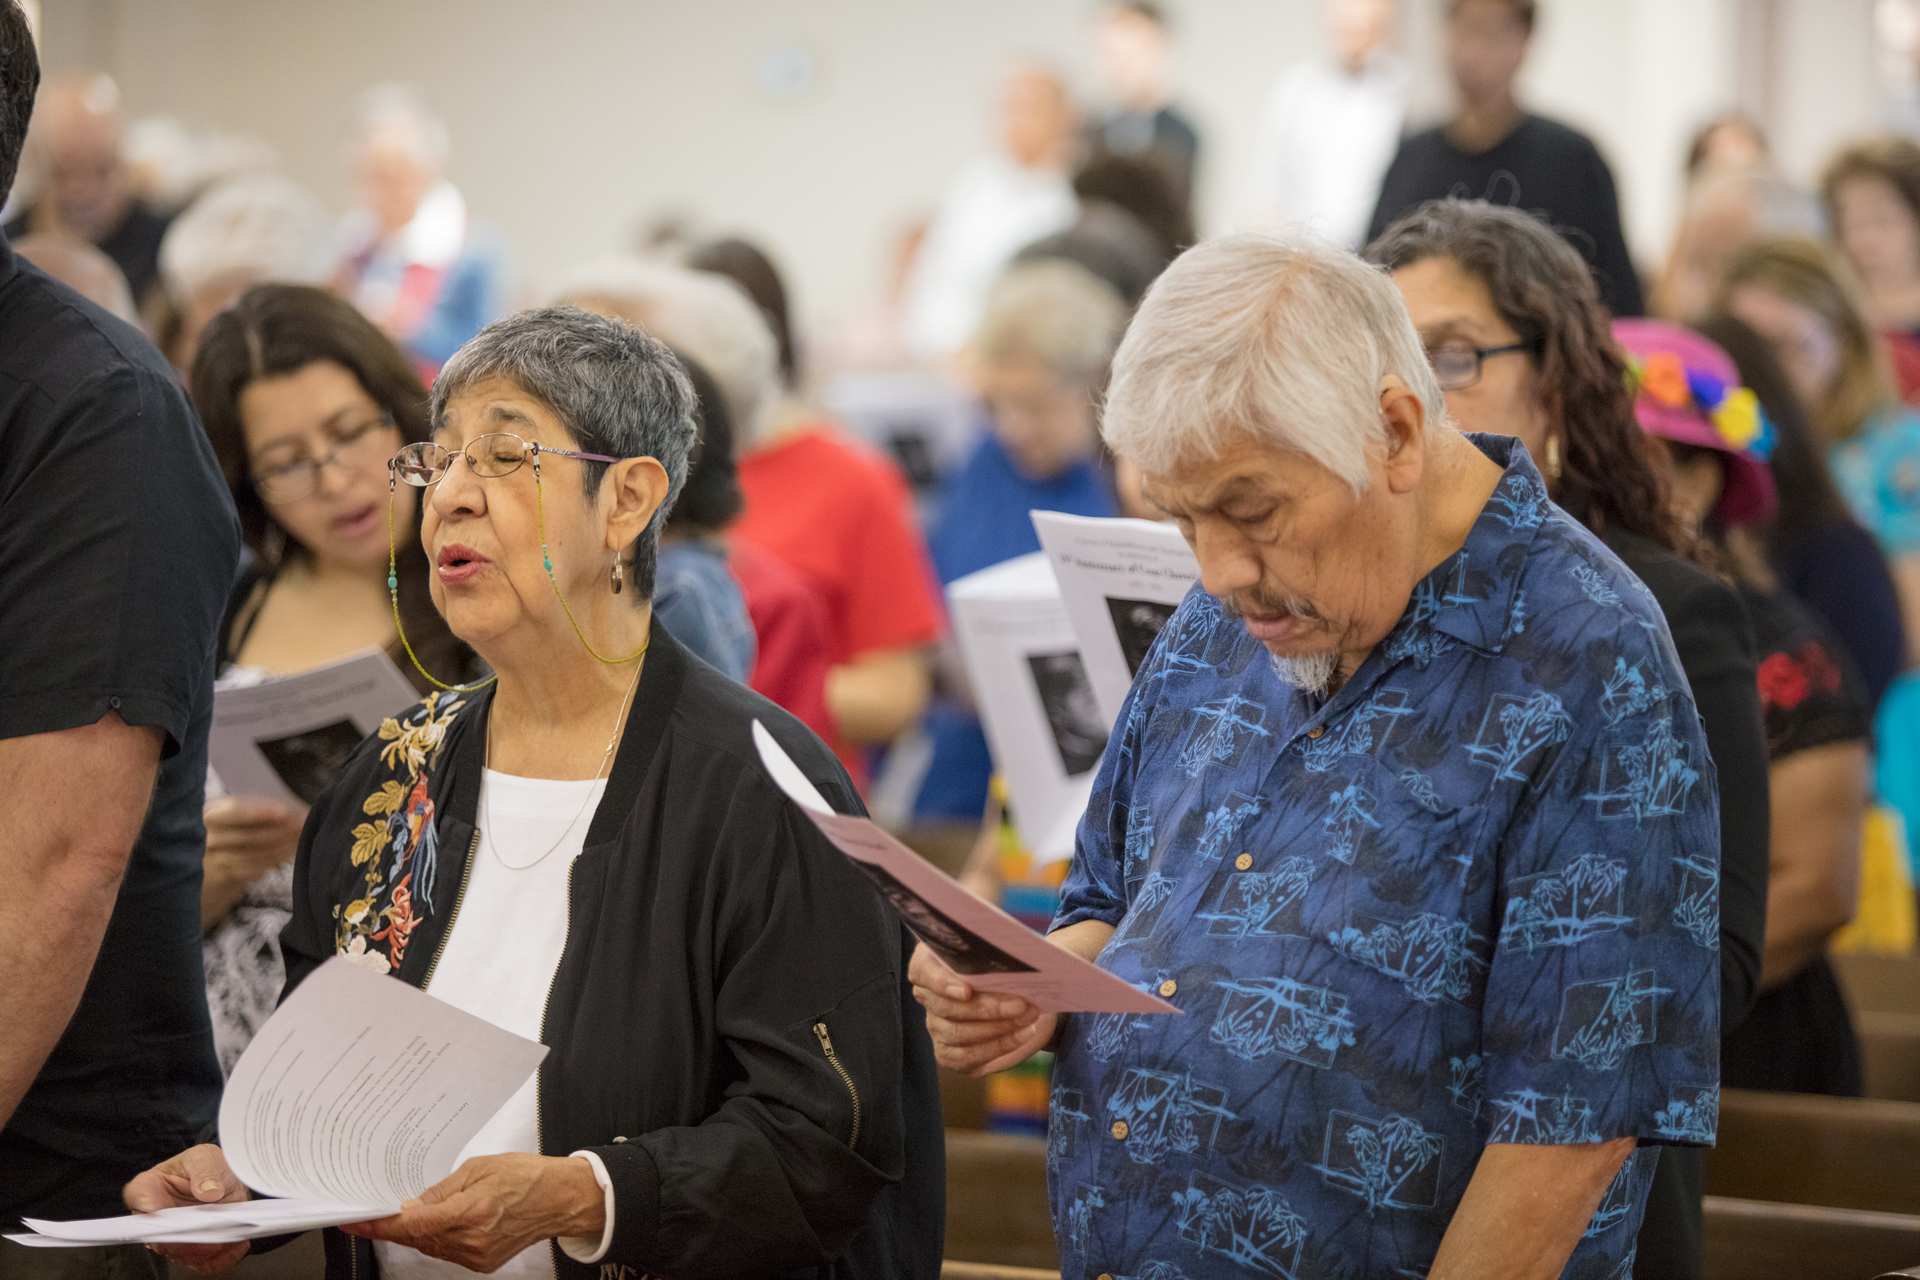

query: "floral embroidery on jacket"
xmin=335 ymin=691 xmax=468 ymax=972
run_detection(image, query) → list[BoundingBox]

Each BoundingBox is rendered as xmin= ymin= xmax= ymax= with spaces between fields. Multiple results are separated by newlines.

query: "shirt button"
xmin=1111 ymin=1120 xmax=1130 ymax=1140
xmin=1158 ymin=979 xmax=1177 ymax=997
xmin=1306 ymin=725 xmax=1326 ymax=739
xmin=1235 ymin=853 xmax=1254 ymax=871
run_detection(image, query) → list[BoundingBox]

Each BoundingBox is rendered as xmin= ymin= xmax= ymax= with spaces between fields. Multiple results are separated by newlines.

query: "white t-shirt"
xmin=903 ymin=153 xmax=1077 ymax=359
xmin=1256 ymin=50 xmax=1409 ymax=249
xmin=374 ymin=769 xmax=608 ymax=1280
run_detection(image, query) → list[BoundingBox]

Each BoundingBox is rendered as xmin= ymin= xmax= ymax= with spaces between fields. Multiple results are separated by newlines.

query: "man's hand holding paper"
xmin=121 ymin=1144 xmax=253 ymax=1274
xmin=908 ymin=918 xmax=1119 ymax=1077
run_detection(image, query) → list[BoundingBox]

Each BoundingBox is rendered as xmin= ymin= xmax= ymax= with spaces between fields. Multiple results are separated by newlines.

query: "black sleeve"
xmin=582 ymin=782 xmax=906 ymax=1280
xmin=1576 ymin=138 xmax=1645 ymax=318
xmin=0 ymin=366 xmax=237 ymax=754
xmin=1665 ymin=571 xmax=1768 ymax=1034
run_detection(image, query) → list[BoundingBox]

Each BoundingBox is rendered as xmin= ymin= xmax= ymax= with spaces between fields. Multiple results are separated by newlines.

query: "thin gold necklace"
xmin=482 ymin=656 xmax=644 ymax=872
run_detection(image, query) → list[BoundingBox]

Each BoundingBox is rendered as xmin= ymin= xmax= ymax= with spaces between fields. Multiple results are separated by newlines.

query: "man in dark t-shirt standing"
xmin=1366 ymin=0 xmax=1645 ymax=317
xmin=0 ymin=1 xmax=239 ymax=1266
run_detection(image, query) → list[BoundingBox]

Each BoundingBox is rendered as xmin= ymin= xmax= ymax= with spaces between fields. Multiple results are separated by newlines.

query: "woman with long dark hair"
xmin=189 ymin=283 xmax=480 ymax=1070
xmin=1368 ymin=199 xmax=1770 ymax=1280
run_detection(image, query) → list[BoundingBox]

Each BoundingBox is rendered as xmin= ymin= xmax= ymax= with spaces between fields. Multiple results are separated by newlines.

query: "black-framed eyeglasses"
xmin=1425 ymin=339 xmax=1539 ymax=391
xmin=251 ymin=411 xmax=398 ymax=503
xmin=390 ymin=433 xmax=619 ymax=487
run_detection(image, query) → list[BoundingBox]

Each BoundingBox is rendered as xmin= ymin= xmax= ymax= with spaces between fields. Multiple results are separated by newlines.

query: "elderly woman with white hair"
xmin=913 ymin=233 xmax=1720 ymax=1280
xmin=916 ymin=258 xmax=1128 ymax=820
xmin=155 ymin=171 xmax=332 ymax=370
xmin=128 ymin=307 xmax=943 ymax=1280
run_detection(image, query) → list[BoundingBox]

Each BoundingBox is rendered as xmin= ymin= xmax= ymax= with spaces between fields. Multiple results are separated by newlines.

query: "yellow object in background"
xmin=1832 ymin=804 xmax=1918 ymax=955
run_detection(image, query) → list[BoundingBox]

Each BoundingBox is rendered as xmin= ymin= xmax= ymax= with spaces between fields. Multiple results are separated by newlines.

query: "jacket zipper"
xmin=535 ymin=858 xmax=576 ymax=1269
xmin=419 ymin=828 xmax=481 ymax=991
xmin=813 ymin=1022 xmax=861 ymax=1148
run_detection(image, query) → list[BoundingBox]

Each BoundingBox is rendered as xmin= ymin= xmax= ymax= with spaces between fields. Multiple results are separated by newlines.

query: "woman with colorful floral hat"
xmin=1619 ymin=317 xmax=1870 ymax=1100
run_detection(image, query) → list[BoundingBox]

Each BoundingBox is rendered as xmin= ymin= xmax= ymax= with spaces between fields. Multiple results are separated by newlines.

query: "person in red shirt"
xmin=691 ymin=238 xmax=943 ymax=789
xmin=727 ymin=536 xmax=836 ymax=746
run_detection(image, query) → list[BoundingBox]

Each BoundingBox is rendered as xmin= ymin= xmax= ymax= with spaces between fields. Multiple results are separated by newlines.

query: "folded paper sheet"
xmin=9 ymin=959 xmax=546 ymax=1247
xmin=946 ymin=552 xmax=1105 ymax=865
xmin=753 ymin=721 xmax=1177 ymax=1015
xmin=209 ymin=648 xmax=421 ymax=806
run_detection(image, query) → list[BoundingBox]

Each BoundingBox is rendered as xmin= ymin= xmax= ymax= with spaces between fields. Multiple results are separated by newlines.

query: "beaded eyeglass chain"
xmin=385 ymin=443 xmax=648 ymax=693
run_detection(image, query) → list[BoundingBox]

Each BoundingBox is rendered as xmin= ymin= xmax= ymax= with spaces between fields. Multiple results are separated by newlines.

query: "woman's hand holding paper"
xmin=122 ymin=1143 xmax=253 ymax=1274
xmin=201 ymin=797 xmax=308 ymax=927
xmin=338 ymin=1153 xmax=605 ymax=1271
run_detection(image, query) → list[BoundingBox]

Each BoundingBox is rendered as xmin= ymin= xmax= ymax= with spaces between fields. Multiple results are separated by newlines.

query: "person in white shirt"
xmin=903 ymin=64 xmax=1079 ymax=362
xmin=1255 ymin=0 xmax=1407 ymax=249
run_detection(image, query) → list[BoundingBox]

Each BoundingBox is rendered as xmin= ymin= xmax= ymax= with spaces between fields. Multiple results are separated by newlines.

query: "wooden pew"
xmin=940 ymin=1266 xmax=1059 ymax=1280
xmin=944 ymin=1129 xmax=1060 ymax=1270
xmin=1859 ymin=1011 xmax=1920 ymax=1103
xmin=1705 ymin=1197 xmax=1920 ymax=1280
xmin=1834 ymin=952 xmax=1920 ymax=1015
xmin=1706 ymin=1089 xmax=1920 ymax=1216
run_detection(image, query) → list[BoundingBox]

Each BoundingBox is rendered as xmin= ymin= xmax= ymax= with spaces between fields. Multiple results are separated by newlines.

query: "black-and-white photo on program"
xmin=1026 ymin=649 xmax=1109 ymax=776
xmin=1105 ymin=596 xmax=1180 ymax=677
xmin=856 ymin=863 xmax=1036 ymax=975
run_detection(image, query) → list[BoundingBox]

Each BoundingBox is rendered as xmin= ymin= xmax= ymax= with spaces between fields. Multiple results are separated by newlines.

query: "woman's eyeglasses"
xmin=251 ymin=411 xmax=398 ymax=503
xmin=1425 ymin=339 xmax=1540 ymax=391
xmin=390 ymin=433 xmax=619 ymax=487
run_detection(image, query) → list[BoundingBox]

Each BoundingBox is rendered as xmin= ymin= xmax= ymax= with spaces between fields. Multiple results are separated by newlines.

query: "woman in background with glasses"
xmin=1368 ymin=198 xmax=1771 ymax=1280
xmin=131 ymin=306 xmax=941 ymax=1280
xmin=188 ymin=284 xmax=480 ymax=1073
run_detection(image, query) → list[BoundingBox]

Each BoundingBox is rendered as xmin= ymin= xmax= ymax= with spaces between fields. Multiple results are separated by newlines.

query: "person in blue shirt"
xmin=653 ymin=352 xmax=757 ymax=683
xmin=915 ymin=260 xmax=1128 ymax=819
xmin=913 ymin=232 xmax=1720 ymax=1280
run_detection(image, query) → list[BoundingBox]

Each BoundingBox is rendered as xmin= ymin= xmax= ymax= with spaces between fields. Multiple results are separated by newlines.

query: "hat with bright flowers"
xmin=1614 ymin=318 xmax=1778 ymax=529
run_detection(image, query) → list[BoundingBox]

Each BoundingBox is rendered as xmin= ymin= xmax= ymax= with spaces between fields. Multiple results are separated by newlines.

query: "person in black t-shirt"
xmin=0 ymin=0 xmax=240 ymax=1261
xmin=1365 ymin=0 xmax=1644 ymax=317
xmin=1082 ymin=1 xmax=1201 ymax=217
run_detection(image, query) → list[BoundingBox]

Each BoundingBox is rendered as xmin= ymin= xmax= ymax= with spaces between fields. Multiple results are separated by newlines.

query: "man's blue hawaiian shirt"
xmin=1049 ymin=436 xmax=1721 ymax=1280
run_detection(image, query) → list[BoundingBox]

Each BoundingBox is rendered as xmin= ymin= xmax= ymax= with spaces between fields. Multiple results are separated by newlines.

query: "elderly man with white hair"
xmin=913 ymin=233 xmax=1720 ymax=1279
xmin=333 ymin=85 xmax=507 ymax=371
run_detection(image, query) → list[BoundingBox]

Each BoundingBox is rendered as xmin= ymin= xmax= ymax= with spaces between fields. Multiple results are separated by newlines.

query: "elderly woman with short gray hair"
xmin=127 ymin=307 xmax=943 ymax=1280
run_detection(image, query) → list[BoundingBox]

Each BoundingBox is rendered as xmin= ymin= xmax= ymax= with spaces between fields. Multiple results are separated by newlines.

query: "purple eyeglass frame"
xmin=389 ymin=433 xmax=620 ymax=486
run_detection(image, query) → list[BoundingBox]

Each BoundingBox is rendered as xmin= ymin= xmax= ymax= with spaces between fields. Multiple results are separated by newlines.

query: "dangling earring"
xmin=263 ymin=521 xmax=287 ymax=569
xmin=1544 ymin=435 xmax=1562 ymax=483
xmin=610 ymin=559 xmax=624 ymax=595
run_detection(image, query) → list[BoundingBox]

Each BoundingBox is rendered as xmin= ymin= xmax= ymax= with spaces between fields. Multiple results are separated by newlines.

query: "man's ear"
xmin=1379 ymin=378 xmax=1427 ymax=495
xmin=604 ymin=455 xmax=671 ymax=552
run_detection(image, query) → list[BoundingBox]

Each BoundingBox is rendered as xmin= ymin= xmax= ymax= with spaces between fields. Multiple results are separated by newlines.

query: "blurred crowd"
xmin=17 ymin=0 xmax=1920 ymax=1272
xmin=1 ymin=0 xmax=1918 ymax=1122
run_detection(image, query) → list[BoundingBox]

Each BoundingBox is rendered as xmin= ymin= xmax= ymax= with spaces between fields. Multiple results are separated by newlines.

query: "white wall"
xmin=35 ymin=0 xmax=1884 ymax=334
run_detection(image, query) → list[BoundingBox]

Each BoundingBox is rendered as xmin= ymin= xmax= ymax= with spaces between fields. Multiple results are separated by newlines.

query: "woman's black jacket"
xmin=275 ymin=628 xmax=945 ymax=1279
